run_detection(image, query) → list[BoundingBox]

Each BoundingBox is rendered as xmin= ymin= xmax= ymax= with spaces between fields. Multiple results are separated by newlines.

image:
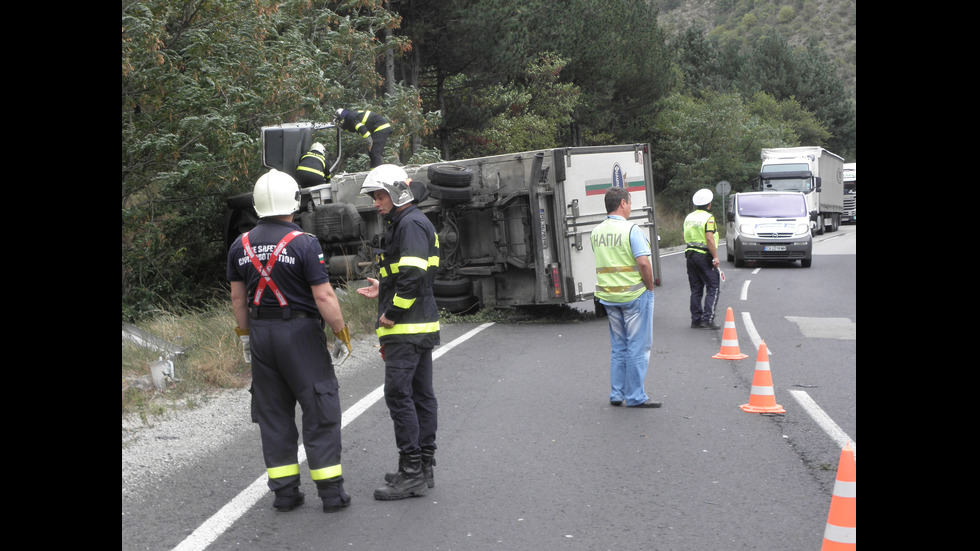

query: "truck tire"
xmin=428 ymin=182 xmax=472 ymax=204
xmin=436 ymin=294 xmax=478 ymax=315
xmin=427 ymin=164 xmax=474 ymax=188
xmin=433 ymin=277 xmax=472 ymax=297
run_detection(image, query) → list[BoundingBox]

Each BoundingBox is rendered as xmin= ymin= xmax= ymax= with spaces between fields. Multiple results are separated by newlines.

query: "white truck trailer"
xmin=755 ymin=146 xmax=845 ymax=235
xmin=223 ymin=122 xmax=662 ymax=314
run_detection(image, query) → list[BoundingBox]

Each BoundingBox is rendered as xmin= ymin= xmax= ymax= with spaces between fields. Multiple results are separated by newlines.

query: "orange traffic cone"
xmin=821 ymin=443 xmax=856 ymax=550
xmin=712 ymin=307 xmax=748 ymax=360
xmin=738 ymin=341 xmax=785 ymax=413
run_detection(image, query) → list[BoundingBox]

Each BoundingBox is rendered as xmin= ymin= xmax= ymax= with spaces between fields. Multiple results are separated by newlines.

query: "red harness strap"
xmin=242 ymin=230 xmax=304 ymax=307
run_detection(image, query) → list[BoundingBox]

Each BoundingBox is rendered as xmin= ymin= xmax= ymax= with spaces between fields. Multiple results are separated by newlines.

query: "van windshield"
xmin=737 ymin=194 xmax=807 ymax=218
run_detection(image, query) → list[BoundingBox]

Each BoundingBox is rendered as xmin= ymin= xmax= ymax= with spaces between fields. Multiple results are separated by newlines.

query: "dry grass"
xmin=122 ymin=284 xmax=379 ymax=422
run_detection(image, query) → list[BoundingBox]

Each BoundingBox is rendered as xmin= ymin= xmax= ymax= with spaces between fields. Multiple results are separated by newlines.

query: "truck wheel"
xmin=436 ymin=294 xmax=478 ymax=315
xmin=427 ymin=164 xmax=474 ymax=188
xmin=433 ymin=277 xmax=472 ymax=297
xmin=428 ymin=182 xmax=472 ymax=204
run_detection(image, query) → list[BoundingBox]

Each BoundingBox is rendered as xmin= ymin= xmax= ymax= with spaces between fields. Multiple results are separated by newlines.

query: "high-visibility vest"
xmin=592 ymin=218 xmax=646 ymax=303
xmin=683 ymin=209 xmax=715 ymax=254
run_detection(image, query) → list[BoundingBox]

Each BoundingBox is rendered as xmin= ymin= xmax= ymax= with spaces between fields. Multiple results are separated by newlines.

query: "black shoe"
xmin=322 ymin=495 xmax=351 ymax=513
xmin=629 ymin=400 xmax=662 ymax=408
xmin=691 ymin=321 xmax=701 ymax=328
xmin=610 ymin=400 xmax=623 ymax=406
xmin=699 ymin=321 xmax=721 ymax=330
xmin=272 ymin=488 xmax=305 ymax=512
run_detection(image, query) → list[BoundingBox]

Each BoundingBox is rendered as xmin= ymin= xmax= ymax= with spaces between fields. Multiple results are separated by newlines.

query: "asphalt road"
xmin=122 ymin=226 xmax=856 ymax=551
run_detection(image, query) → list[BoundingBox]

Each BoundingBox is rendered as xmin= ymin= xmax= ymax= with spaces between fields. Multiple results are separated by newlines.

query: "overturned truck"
xmin=224 ymin=122 xmax=662 ymax=314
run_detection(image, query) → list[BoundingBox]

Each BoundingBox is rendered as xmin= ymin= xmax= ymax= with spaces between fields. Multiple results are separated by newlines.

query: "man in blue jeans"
xmin=590 ymin=187 xmax=661 ymax=408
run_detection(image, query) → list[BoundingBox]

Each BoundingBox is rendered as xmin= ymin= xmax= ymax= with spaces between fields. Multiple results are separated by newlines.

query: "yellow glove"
xmin=333 ymin=324 xmax=352 ymax=362
xmin=234 ymin=327 xmax=250 ymax=364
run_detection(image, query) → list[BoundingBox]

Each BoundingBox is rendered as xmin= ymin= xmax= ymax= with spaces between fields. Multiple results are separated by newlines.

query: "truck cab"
xmin=726 ymin=191 xmax=812 ymax=268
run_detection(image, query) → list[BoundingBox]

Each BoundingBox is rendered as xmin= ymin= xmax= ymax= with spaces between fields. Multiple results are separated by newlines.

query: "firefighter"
xmin=683 ymin=188 xmax=721 ymax=330
xmin=335 ymin=108 xmax=392 ymax=168
xmin=355 ymin=164 xmax=441 ymax=500
xmin=227 ymin=169 xmax=354 ymax=513
xmin=295 ymin=142 xmax=329 ymax=188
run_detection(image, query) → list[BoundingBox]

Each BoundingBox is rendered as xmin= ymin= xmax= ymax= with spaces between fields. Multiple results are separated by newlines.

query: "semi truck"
xmin=842 ymin=162 xmax=856 ymax=223
xmin=223 ymin=122 xmax=662 ymax=314
xmin=754 ymin=146 xmax=845 ymax=235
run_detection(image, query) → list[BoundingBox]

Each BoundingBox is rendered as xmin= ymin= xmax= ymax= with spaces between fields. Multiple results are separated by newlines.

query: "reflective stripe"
xmin=267 ymin=463 xmax=300 ymax=479
xmin=377 ymin=320 xmax=440 ymax=338
xmin=596 ymin=281 xmax=646 ymax=293
xmin=392 ymin=294 xmax=416 ymax=309
xmin=297 ymin=165 xmax=325 ymax=177
xmin=372 ymin=123 xmax=391 ymax=132
xmin=823 ymin=524 xmax=856 ymax=544
xmin=309 ymin=464 xmax=343 ymax=481
xmin=596 ymin=266 xmax=639 ymax=274
xmin=399 ymin=256 xmax=428 ymax=271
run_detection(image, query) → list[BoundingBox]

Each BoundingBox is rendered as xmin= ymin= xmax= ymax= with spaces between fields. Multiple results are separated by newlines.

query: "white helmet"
xmin=253 ymin=169 xmax=300 ymax=217
xmin=310 ymin=142 xmax=325 ymax=155
xmin=335 ymin=108 xmax=346 ymax=120
xmin=693 ymin=188 xmax=713 ymax=206
xmin=361 ymin=164 xmax=414 ymax=207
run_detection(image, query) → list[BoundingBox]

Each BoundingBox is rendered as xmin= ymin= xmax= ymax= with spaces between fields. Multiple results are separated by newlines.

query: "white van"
xmin=726 ymin=191 xmax=813 ymax=268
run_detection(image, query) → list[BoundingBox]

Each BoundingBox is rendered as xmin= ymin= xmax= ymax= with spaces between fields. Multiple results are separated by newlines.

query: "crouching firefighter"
xmin=226 ymin=168 xmax=354 ymax=513
xmin=355 ymin=164 xmax=440 ymax=500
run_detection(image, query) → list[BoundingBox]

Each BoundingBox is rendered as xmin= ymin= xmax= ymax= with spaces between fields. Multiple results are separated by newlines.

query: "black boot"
xmin=385 ymin=447 xmax=435 ymax=488
xmin=374 ymin=452 xmax=427 ymax=500
xmin=315 ymin=478 xmax=351 ymax=513
xmin=272 ymin=486 xmax=305 ymax=512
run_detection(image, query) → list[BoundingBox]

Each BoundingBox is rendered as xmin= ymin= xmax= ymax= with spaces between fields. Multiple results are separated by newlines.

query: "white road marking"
xmin=789 ymin=390 xmax=856 ymax=459
xmin=171 ymin=322 xmax=496 ymax=551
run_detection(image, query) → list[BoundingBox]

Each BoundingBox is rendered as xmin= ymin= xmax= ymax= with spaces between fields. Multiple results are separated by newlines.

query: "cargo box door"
xmin=556 ymin=145 xmax=657 ymax=302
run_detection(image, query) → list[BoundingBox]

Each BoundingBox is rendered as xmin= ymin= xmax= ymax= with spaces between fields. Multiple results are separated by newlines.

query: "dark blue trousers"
xmin=686 ymin=251 xmax=720 ymax=324
xmin=382 ymin=342 xmax=438 ymax=455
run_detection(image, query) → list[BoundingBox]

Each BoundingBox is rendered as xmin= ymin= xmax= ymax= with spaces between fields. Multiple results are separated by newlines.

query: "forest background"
xmin=121 ymin=0 xmax=856 ymax=321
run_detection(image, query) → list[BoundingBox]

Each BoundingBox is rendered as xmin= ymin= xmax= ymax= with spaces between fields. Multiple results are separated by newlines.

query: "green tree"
xmin=449 ymin=53 xmax=582 ymax=158
xmin=650 ymin=91 xmax=797 ymax=212
xmin=121 ymin=0 xmax=413 ymax=320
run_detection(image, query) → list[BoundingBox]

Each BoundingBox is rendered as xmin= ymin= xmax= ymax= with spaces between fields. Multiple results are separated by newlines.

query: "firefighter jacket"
xmin=339 ymin=109 xmax=391 ymax=138
xmin=375 ymin=204 xmax=440 ymax=347
xmin=591 ymin=216 xmax=648 ymax=303
xmin=683 ymin=209 xmax=716 ymax=254
xmin=295 ymin=148 xmax=328 ymax=187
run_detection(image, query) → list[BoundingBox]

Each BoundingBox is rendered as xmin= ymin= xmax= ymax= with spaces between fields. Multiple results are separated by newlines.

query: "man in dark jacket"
xmin=356 ymin=164 xmax=440 ymax=501
xmin=335 ymin=108 xmax=392 ymax=168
